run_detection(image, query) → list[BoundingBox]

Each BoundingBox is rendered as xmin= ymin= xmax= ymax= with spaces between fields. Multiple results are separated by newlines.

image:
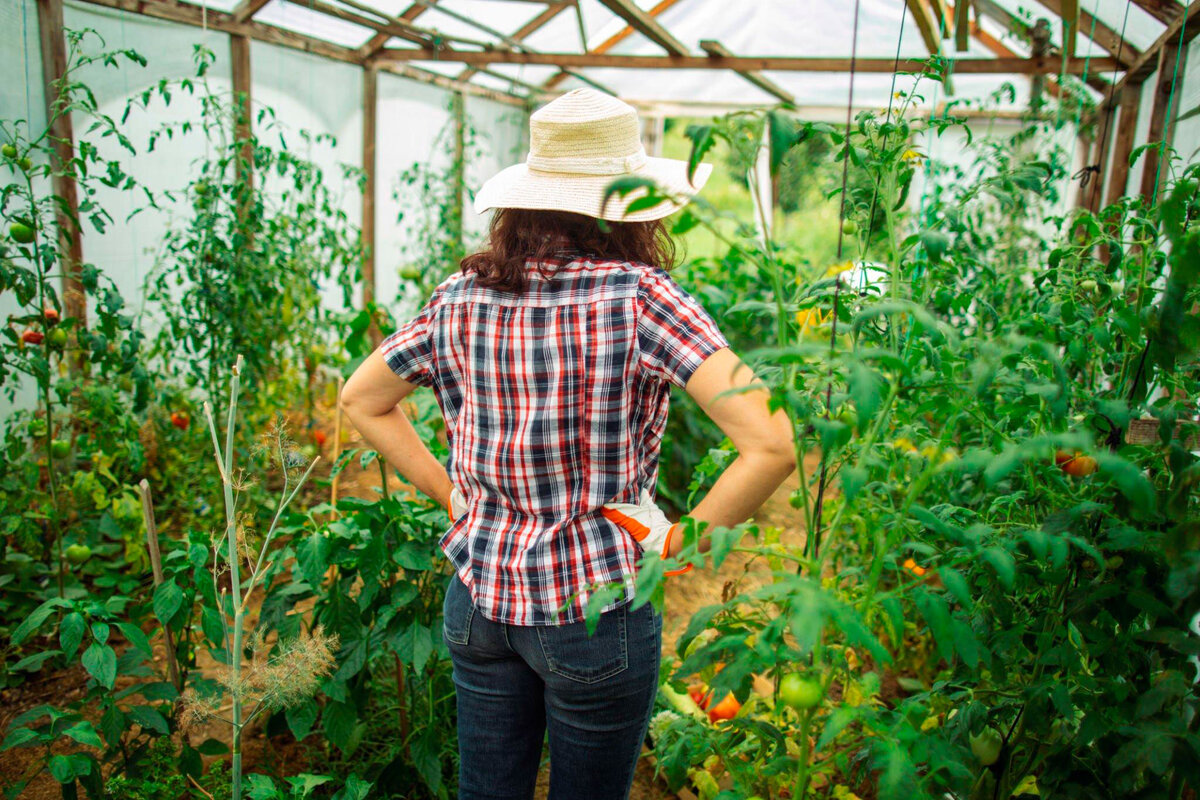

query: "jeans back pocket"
xmin=535 ymin=602 xmax=629 ymax=684
xmin=443 ymin=572 xmax=475 ymax=647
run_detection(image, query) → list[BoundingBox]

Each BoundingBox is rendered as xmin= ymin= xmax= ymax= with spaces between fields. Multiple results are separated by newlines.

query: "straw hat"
xmin=473 ymin=88 xmax=713 ymax=222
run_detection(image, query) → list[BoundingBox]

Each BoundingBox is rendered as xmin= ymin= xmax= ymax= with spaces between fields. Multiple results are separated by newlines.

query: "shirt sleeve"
xmin=379 ymin=283 xmax=447 ymax=388
xmin=636 ymin=267 xmax=730 ymax=389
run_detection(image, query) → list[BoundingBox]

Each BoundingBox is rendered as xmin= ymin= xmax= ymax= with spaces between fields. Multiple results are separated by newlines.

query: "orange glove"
xmin=600 ymin=488 xmax=692 ymax=576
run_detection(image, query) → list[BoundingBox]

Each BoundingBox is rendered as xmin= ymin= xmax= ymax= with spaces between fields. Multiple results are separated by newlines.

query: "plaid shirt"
xmin=379 ymin=257 xmax=729 ymax=626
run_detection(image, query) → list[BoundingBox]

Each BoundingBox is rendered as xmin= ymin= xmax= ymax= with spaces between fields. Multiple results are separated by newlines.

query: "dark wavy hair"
xmin=460 ymin=208 xmax=677 ymax=294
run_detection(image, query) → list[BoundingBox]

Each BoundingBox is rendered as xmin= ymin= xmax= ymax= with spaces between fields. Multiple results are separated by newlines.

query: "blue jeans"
xmin=442 ymin=572 xmax=662 ymax=800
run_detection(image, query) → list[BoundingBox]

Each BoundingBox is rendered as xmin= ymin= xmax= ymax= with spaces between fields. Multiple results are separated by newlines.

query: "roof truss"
xmin=66 ymin=0 xmax=1193 ymax=111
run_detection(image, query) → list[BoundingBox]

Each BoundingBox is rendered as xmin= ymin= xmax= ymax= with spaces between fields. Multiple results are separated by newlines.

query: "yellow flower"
xmin=901 ymin=149 xmax=925 ymax=162
xmin=892 ymin=437 xmax=918 ymax=453
xmin=824 ymin=259 xmax=855 ymax=277
xmin=794 ymin=307 xmax=830 ymax=334
xmin=920 ymin=714 xmax=941 ymax=732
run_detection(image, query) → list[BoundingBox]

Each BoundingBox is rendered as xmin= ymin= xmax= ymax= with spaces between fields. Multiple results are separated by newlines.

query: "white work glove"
xmin=449 ymin=486 xmax=468 ymax=522
xmin=600 ymin=488 xmax=692 ymax=576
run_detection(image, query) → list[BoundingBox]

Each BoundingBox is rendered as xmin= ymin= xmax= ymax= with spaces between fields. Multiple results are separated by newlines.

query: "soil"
xmin=0 ymin=394 xmax=816 ymax=800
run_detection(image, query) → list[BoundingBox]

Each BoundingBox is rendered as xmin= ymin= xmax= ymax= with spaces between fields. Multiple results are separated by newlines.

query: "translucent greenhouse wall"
xmin=0 ymin=0 xmax=526 ymax=417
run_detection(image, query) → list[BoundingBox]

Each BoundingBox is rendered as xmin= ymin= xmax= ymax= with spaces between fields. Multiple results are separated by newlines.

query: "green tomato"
xmin=47 ymin=328 xmax=68 ymax=348
xmin=65 ymin=544 xmax=92 ymax=565
xmin=841 ymin=219 xmax=858 ymax=236
xmin=399 ymin=266 xmax=422 ymax=281
xmin=28 ymin=419 xmax=47 ymax=438
xmin=1 ymin=144 xmax=16 ymax=159
xmin=18 ymin=157 xmax=32 ymax=172
xmin=778 ymin=672 xmax=823 ymax=710
xmin=9 ymin=221 xmax=35 ymax=244
xmin=970 ymin=727 xmax=1003 ymax=766
xmin=837 ymin=407 xmax=858 ymax=430
xmin=194 ymin=181 xmax=210 ymax=196
xmin=50 ymin=439 xmax=71 ymax=459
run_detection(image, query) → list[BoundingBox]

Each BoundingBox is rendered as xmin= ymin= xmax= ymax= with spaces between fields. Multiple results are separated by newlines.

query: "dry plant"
xmin=187 ymin=354 xmax=330 ymax=800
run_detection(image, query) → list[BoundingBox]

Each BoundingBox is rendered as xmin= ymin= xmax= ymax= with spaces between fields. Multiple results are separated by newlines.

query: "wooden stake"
xmin=138 ymin=479 xmax=182 ymax=693
xmin=330 ymin=375 xmax=345 ymax=517
xmin=36 ymin=0 xmax=87 ymax=375
xmin=362 ymin=66 xmax=379 ymax=343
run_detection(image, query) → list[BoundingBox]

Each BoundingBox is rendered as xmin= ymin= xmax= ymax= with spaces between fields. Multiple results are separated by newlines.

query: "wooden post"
xmin=36 ymin=0 xmax=87 ymax=373
xmin=230 ymin=33 xmax=254 ymax=226
xmin=362 ymin=66 xmax=378 ymax=341
xmin=450 ymin=89 xmax=465 ymax=257
xmin=138 ymin=480 xmax=183 ymax=693
xmin=1139 ymin=41 xmax=1187 ymax=203
xmin=1106 ymin=86 xmax=1142 ymax=208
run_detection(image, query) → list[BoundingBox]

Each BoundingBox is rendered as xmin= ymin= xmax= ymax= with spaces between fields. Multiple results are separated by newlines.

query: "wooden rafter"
xmin=358 ymin=0 xmax=437 ymax=60
xmin=699 ymin=40 xmax=794 ymax=104
xmin=1060 ymin=0 xmax=1078 ymax=57
xmin=596 ymin=0 xmax=688 ymax=55
xmin=965 ymin=15 xmax=1061 ymax=98
xmin=231 ymin=0 xmax=270 ymax=24
xmin=373 ymin=49 xmax=1117 ymax=74
xmin=543 ymin=0 xmax=684 ymax=91
xmin=456 ymin=3 xmax=568 ymax=81
xmin=1130 ymin=0 xmax=1184 ymax=25
xmin=955 ymin=0 xmax=970 ymax=51
xmin=1037 ymin=0 xmax=1139 ymax=65
xmin=454 ymin=3 xmax=569 ymax=82
xmin=906 ymin=0 xmax=942 ymax=55
xmin=1089 ymin=0 xmax=1200 ymax=122
xmin=71 ymin=0 xmax=526 ymax=105
xmin=283 ymin=0 xmax=431 ymax=47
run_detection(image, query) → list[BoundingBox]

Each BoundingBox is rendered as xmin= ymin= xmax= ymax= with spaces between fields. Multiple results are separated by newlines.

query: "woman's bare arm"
xmin=667 ymin=347 xmax=797 ymax=556
xmin=340 ymin=350 xmax=456 ymax=514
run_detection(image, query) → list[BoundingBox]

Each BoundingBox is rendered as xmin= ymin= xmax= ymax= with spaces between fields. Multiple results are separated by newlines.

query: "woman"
xmin=342 ymin=89 xmax=796 ymax=800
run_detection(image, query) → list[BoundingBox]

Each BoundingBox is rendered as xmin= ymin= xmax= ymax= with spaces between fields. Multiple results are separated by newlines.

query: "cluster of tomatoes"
xmin=17 ymin=306 xmax=67 ymax=350
xmin=1055 ymin=449 xmax=1097 ymax=477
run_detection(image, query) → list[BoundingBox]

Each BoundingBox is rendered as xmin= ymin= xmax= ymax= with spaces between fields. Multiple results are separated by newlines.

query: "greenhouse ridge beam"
xmin=1131 ymin=0 xmax=1185 ymax=24
xmin=371 ymin=49 xmax=1118 ymax=73
xmin=699 ymin=40 xmax=794 ymax=105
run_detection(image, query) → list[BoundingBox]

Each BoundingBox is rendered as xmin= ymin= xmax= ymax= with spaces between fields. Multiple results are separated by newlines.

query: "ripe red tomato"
xmin=21 ymin=329 xmax=44 ymax=345
xmin=314 ymin=429 xmax=327 ymax=447
xmin=1061 ymin=454 xmax=1098 ymax=477
xmin=43 ymin=306 xmax=59 ymax=324
xmin=688 ymin=683 xmax=712 ymax=710
xmin=170 ymin=411 xmax=190 ymax=431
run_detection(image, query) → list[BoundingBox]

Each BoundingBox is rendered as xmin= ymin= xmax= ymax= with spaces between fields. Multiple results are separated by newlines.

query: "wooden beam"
xmin=965 ymin=16 xmax=1061 ymax=98
xmin=1131 ymin=0 xmax=1184 ymax=25
xmin=69 ymin=0 xmax=527 ymax=104
xmin=373 ymin=49 xmax=1118 ymax=73
xmin=1089 ymin=0 xmax=1200 ymax=122
xmin=1106 ymin=86 xmax=1142 ymax=206
xmin=700 ymin=40 xmax=794 ymax=104
xmin=455 ymin=2 xmax=569 ymax=81
xmin=906 ymin=0 xmax=943 ymax=56
xmin=283 ymin=0 xmax=430 ymax=46
xmin=382 ymin=64 xmax=528 ymax=106
xmin=362 ymin=66 xmax=376 ymax=323
xmin=1060 ymin=0 xmax=1078 ymax=58
xmin=36 ymin=0 xmax=87 ymax=365
xmin=596 ymin=0 xmax=688 ymax=55
xmin=1140 ymin=40 xmax=1187 ymax=201
xmin=450 ymin=90 xmax=465 ymax=252
xmin=955 ymin=0 xmax=970 ymax=51
xmin=929 ymin=0 xmax=951 ymax=36
xmin=543 ymin=0 xmax=684 ymax=90
xmin=231 ymin=0 xmax=270 ymax=24
xmin=1038 ymin=0 xmax=1139 ymax=65
xmin=358 ymin=0 xmax=437 ymax=59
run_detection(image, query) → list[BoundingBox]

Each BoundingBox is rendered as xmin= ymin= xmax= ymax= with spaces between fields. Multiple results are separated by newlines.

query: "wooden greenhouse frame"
xmin=31 ymin=0 xmax=1200 ymax=329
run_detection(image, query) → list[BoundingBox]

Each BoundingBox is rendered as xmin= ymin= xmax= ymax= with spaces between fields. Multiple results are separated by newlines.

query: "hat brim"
xmin=473 ymin=157 xmax=713 ymax=222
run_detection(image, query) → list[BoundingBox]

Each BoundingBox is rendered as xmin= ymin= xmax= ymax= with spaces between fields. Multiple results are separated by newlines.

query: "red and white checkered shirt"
xmin=379 ymin=257 xmax=729 ymax=626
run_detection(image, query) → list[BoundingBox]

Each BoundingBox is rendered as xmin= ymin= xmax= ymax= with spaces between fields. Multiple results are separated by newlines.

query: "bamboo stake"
xmin=137 ymin=478 xmax=182 ymax=693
